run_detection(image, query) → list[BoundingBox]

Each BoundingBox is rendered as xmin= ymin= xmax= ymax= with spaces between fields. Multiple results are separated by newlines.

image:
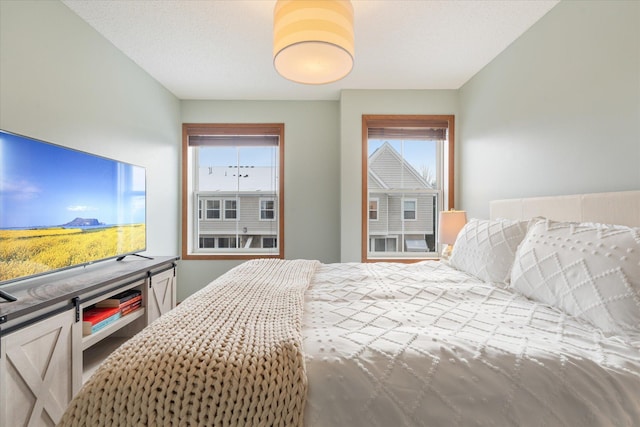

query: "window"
xmin=369 ymin=198 xmax=378 ymax=220
xmin=362 ymin=115 xmax=454 ymax=262
xmin=218 ymin=236 xmax=237 ymax=248
xmin=260 ymin=199 xmax=276 ymax=220
xmin=262 ymin=237 xmax=277 ymax=248
xmin=199 ymin=236 xmax=215 ymax=248
xmin=403 ymin=199 xmax=417 ymax=220
xmin=371 ymin=237 xmax=396 ymax=252
xmin=182 ymin=124 xmax=284 ymax=260
xmin=200 ymin=199 xmax=221 ymax=220
xmin=224 ymin=199 xmax=237 ymax=220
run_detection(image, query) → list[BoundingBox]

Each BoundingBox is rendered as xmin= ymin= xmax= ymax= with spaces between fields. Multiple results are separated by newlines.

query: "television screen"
xmin=0 ymin=129 xmax=146 ymax=285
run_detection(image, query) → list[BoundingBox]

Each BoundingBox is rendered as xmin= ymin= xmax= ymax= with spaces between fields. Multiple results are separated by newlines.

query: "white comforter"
xmin=302 ymin=261 xmax=640 ymax=427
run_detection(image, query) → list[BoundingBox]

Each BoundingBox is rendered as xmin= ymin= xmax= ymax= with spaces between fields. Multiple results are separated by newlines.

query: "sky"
xmin=0 ymin=131 xmax=146 ymax=229
xmin=198 ymin=146 xmax=278 ymax=168
xmin=197 ymin=141 xmax=434 ymax=172
xmin=369 ymin=139 xmax=437 ymax=178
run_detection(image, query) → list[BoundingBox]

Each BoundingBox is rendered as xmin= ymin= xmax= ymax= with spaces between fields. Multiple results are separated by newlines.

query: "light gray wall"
xmin=180 ymin=100 xmax=340 ymax=299
xmin=0 ymin=2 xmax=181 ymax=262
xmin=458 ymin=0 xmax=640 ymax=219
xmin=3 ymin=0 xmax=638 ymax=300
xmin=339 ymin=90 xmax=459 ymax=262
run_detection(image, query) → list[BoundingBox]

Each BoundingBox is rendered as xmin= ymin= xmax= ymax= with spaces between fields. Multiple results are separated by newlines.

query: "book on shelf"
xmin=84 ymin=312 xmax=122 ymax=335
xmin=82 ymin=306 xmax=121 ymax=336
xmin=100 ymin=294 xmax=142 ymax=312
xmin=121 ymin=300 xmax=142 ymax=316
xmin=96 ymin=289 xmax=142 ymax=308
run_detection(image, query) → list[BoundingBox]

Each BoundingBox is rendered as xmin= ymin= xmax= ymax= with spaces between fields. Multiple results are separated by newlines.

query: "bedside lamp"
xmin=438 ymin=210 xmax=467 ymax=258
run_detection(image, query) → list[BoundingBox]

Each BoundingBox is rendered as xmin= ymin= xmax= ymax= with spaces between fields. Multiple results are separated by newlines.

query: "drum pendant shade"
xmin=273 ymin=0 xmax=354 ymax=85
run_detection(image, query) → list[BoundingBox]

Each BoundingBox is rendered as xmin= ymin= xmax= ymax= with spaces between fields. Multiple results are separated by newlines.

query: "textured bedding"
xmin=58 ymin=258 xmax=640 ymax=426
xmin=59 ymin=259 xmax=319 ymax=427
xmin=303 ymin=261 xmax=640 ymax=427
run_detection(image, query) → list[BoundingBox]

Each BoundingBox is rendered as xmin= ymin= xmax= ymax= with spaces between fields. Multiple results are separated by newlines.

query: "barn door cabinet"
xmin=0 ymin=256 xmax=178 ymax=427
xmin=147 ymin=266 xmax=177 ymax=323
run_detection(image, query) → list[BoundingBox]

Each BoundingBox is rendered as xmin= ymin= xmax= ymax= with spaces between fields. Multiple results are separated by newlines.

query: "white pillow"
xmin=510 ymin=219 xmax=640 ymax=335
xmin=449 ymin=218 xmax=530 ymax=285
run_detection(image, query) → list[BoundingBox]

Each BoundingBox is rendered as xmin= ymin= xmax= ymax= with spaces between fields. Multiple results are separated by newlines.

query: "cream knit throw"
xmin=58 ymin=258 xmax=320 ymax=427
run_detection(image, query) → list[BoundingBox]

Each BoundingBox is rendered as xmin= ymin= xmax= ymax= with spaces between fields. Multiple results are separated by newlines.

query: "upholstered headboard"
xmin=489 ymin=190 xmax=640 ymax=227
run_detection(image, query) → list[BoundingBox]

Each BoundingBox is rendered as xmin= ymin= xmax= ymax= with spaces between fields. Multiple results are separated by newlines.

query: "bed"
xmin=59 ymin=191 xmax=640 ymax=426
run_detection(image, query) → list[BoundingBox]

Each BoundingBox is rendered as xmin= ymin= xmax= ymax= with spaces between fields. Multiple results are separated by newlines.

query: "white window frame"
xmin=370 ymin=237 xmax=397 ymax=252
xmin=223 ymin=199 xmax=238 ymax=221
xmin=260 ymin=198 xmax=276 ymax=221
xmin=199 ymin=236 xmax=215 ymax=248
xmin=402 ymin=198 xmax=417 ymax=221
xmin=201 ymin=198 xmax=221 ymax=220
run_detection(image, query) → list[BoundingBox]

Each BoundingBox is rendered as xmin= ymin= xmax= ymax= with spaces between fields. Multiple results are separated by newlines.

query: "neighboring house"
xmin=196 ymin=165 xmax=278 ymax=250
xmin=367 ymin=142 xmax=437 ymax=254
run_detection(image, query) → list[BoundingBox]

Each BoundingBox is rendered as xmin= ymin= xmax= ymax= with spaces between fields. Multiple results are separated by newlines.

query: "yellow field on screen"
xmin=0 ymin=224 xmax=145 ymax=281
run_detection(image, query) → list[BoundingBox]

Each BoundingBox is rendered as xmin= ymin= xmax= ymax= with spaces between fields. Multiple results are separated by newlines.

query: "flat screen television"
xmin=0 ymin=129 xmax=146 ymax=288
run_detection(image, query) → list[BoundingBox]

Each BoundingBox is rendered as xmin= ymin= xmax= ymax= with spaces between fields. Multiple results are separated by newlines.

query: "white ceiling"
xmin=61 ymin=0 xmax=559 ymax=101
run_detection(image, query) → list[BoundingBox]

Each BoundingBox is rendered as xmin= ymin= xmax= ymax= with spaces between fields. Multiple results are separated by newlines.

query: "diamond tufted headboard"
xmin=489 ymin=191 xmax=640 ymax=227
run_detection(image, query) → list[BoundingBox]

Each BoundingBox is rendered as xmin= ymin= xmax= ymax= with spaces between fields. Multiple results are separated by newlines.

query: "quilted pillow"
xmin=449 ymin=218 xmax=529 ymax=285
xmin=510 ymin=219 xmax=640 ymax=335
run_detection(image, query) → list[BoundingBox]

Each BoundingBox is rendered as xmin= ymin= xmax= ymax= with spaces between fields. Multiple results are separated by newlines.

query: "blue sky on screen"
xmin=0 ymin=132 xmax=145 ymax=229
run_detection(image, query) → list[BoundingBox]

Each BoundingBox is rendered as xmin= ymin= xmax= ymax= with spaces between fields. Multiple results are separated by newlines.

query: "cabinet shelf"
xmin=0 ymin=256 xmax=178 ymax=427
xmin=82 ymin=307 xmax=145 ymax=351
xmin=83 ymin=335 xmax=130 ymax=383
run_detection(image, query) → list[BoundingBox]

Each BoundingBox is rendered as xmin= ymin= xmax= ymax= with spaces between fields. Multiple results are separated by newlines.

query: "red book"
xmin=96 ymin=290 xmax=142 ymax=308
xmin=83 ymin=306 xmax=120 ymax=325
xmin=120 ymin=295 xmax=142 ymax=309
xmin=96 ymin=294 xmax=142 ymax=311
xmin=121 ymin=300 xmax=142 ymax=316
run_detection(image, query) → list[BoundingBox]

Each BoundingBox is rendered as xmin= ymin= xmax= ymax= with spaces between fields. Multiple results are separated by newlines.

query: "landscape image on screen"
xmin=0 ymin=130 xmax=146 ymax=284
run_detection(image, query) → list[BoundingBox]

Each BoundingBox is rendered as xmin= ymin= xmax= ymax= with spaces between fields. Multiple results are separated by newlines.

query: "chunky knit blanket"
xmin=58 ymin=258 xmax=320 ymax=427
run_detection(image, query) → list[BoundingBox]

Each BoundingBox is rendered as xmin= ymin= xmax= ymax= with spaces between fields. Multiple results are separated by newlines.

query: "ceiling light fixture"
xmin=273 ymin=0 xmax=354 ymax=85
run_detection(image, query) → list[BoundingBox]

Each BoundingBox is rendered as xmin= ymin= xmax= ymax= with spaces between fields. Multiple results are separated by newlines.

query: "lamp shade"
xmin=438 ymin=210 xmax=467 ymax=245
xmin=273 ymin=0 xmax=354 ymax=85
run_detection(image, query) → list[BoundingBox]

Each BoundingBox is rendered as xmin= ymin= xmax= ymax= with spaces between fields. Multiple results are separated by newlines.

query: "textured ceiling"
xmin=62 ymin=0 xmax=559 ymax=101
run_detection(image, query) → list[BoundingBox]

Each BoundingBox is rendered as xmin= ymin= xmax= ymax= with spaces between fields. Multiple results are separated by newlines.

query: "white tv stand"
xmin=0 ymin=256 xmax=178 ymax=427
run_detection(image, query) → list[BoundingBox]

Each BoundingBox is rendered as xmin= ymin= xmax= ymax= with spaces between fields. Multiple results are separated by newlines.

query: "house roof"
xmin=368 ymin=142 xmax=431 ymax=190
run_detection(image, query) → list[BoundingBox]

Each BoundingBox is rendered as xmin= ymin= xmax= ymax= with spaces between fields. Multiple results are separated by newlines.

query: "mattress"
xmin=302 ymin=261 xmax=640 ymax=426
xmin=58 ymin=258 xmax=640 ymax=426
